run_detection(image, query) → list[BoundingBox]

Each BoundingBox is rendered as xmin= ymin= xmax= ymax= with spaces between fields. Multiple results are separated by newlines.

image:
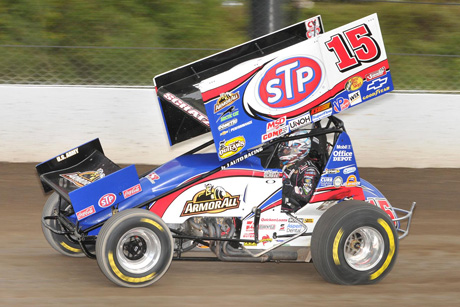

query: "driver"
xmin=278 ymin=130 xmax=321 ymax=211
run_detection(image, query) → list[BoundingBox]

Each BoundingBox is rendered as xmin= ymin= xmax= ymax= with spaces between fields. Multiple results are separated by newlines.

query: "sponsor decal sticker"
xmin=287 ymin=223 xmax=303 ymax=233
xmin=259 ymin=224 xmax=276 ymax=230
xmin=312 ymin=107 xmax=332 ymax=122
xmin=333 ymin=97 xmax=350 ymax=113
xmin=288 ymin=113 xmax=312 ymax=131
xmin=332 ymin=145 xmax=353 ymax=162
xmin=258 ymin=57 xmax=322 ymax=107
xmin=76 ymin=205 xmax=96 ymax=220
xmin=324 ymin=168 xmax=340 ymax=174
xmin=261 ymin=234 xmax=272 ymax=246
xmin=365 ymin=66 xmax=386 ymax=81
xmin=60 ymin=168 xmax=105 ymax=187
xmin=343 ymin=166 xmax=356 ymax=174
xmin=123 ymin=183 xmax=142 ymax=199
xmin=367 ymin=77 xmax=388 ymax=91
xmin=305 ymin=16 xmax=322 ymax=39
xmin=217 ymin=106 xmax=239 ymax=123
xmin=261 ymin=218 xmax=288 ymax=222
xmin=262 ymin=126 xmax=289 ymax=142
xmin=56 ymin=148 xmax=79 ymax=162
xmin=320 ymin=176 xmax=333 ymax=187
xmin=218 ymin=118 xmax=237 ymax=131
xmin=262 ymin=117 xmax=289 ymax=143
xmin=244 ymin=55 xmax=324 ymax=118
xmin=146 ymin=172 xmax=160 ymax=184
xmin=264 ymin=170 xmax=282 ymax=178
xmin=221 ymin=147 xmax=263 ymax=170
xmin=218 ymin=136 xmax=246 ymax=159
xmin=181 ymin=184 xmax=240 ymax=217
xmin=230 ymin=120 xmax=252 ymax=133
xmin=363 ymin=86 xmax=391 ymax=100
xmin=163 ymin=92 xmax=209 ymax=127
xmin=333 ymin=176 xmax=343 ymax=188
xmin=214 ymin=92 xmax=240 ymax=113
xmin=99 ymin=193 xmax=117 ymax=208
xmin=345 ymin=175 xmax=358 ymax=187
xmin=345 ymin=76 xmax=363 ymax=91
xmin=348 ymin=91 xmax=362 ymax=106
xmin=311 ymin=102 xmax=331 ymax=115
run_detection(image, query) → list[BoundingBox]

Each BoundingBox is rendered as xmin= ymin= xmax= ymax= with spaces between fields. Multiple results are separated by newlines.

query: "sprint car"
xmin=37 ymin=14 xmax=415 ymax=287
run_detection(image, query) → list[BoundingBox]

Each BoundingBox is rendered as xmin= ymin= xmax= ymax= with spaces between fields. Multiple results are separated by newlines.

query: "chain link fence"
xmin=0 ymin=45 xmax=218 ymax=86
xmin=0 ymin=0 xmax=459 ymax=91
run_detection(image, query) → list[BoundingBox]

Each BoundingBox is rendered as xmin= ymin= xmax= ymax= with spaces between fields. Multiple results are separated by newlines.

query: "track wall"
xmin=1 ymin=85 xmax=458 ymax=167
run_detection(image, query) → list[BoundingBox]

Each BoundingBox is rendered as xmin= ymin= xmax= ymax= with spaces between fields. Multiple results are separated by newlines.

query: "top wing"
xmin=153 ymin=15 xmax=324 ymax=146
xmin=154 ymin=14 xmax=393 ymax=161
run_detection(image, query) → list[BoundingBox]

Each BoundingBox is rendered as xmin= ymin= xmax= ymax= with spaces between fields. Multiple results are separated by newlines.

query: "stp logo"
xmin=244 ymin=55 xmax=324 ymax=118
xmin=258 ymin=57 xmax=322 ymax=108
xmin=99 ymin=193 xmax=116 ymax=208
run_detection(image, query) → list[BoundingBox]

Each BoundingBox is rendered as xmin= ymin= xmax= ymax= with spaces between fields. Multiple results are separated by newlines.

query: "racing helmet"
xmin=277 ymin=130 xmax=311 ymax=165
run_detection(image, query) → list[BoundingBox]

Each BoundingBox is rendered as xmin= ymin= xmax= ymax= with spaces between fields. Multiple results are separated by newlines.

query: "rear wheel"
xmin=41 ymin=193 xmax=85 ymax=257
xmin=311 ymin=200 xmax=398 ymax=285
xmin=96 ymin=209 xmax=174 ymax=288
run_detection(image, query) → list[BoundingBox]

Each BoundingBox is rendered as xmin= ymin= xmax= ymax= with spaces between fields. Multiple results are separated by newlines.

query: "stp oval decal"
xmin=99 ymin=193 xmax=117 ymax=208
xmin=243 ymin=55 xmax=325 ymax=118
xmin=258 ymin=57 xmax=322 ymax=108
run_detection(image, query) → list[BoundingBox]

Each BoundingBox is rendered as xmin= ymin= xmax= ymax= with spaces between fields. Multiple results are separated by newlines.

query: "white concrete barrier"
xmin=1 ymin=85 xmax=458 ymax=167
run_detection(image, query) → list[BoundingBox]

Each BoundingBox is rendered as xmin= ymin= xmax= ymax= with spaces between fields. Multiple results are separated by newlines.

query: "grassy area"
xmin=0 ymin=1 xmax=458 ymax=90
xmin=290 ymin=2 xmax=460 ymax=90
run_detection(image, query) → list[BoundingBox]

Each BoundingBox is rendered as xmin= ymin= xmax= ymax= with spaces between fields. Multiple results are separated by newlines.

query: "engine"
xmin=171 ymin=217 xmax=297 ymax=262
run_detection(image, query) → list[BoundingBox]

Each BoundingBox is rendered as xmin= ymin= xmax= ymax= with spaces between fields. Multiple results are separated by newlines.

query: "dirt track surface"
xmin=1 ymin=163 xmax=459 ymax=306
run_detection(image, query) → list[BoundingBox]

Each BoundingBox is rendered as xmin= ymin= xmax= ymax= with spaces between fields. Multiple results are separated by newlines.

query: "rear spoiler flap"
xmin=36 ymin=139 xmax=141 ymax=221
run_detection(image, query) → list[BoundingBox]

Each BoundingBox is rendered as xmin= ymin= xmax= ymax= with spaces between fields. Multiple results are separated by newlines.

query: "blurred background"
xmin=0 ymin=0 xmax=459 ymax=91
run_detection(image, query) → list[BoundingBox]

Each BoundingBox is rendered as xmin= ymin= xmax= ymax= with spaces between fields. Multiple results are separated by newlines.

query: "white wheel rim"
xmin=343 ymin=226 xmax=384 ymax=271
xmin=116 ymin=227 xmax=161 ymax=274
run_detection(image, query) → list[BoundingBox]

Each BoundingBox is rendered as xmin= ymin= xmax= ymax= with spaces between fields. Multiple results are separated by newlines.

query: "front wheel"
xmin=96 ymin=209 xmax=174 ymax=288
xmin=311 ymin=200 xmax=398 ymax=285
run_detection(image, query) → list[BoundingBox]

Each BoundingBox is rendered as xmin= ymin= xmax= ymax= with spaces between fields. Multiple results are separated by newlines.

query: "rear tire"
xmin=96 ymin=209 xmax=174 ymax=288
xmin=311 ymin=200 xmax=398 ymax=285
xmin=42 ymin=192 xmax=85 ymax=257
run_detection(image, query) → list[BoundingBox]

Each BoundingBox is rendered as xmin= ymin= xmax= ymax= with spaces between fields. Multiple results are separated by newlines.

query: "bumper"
xmin=393 ymin=202 xmax=416 ymax=240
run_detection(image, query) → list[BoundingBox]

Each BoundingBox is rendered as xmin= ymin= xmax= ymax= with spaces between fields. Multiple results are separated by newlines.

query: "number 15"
xmin=326 ymin=24 xmax=381 ymax=73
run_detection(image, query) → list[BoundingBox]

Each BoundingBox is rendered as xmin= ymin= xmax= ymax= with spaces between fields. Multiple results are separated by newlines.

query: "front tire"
xmin=311 ymin=200 xmax=398 ymax=285
xmin=96 ymin=209 xmax=174 ymax=288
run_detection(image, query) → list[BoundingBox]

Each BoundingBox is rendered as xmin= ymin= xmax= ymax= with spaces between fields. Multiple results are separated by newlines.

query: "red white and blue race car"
xmin=36 ymin=14 xmax=415 ymax=287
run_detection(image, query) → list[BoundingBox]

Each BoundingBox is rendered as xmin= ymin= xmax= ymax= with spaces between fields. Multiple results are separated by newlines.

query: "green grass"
xmin=0 ymin=1 xmax=458 ymax=90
